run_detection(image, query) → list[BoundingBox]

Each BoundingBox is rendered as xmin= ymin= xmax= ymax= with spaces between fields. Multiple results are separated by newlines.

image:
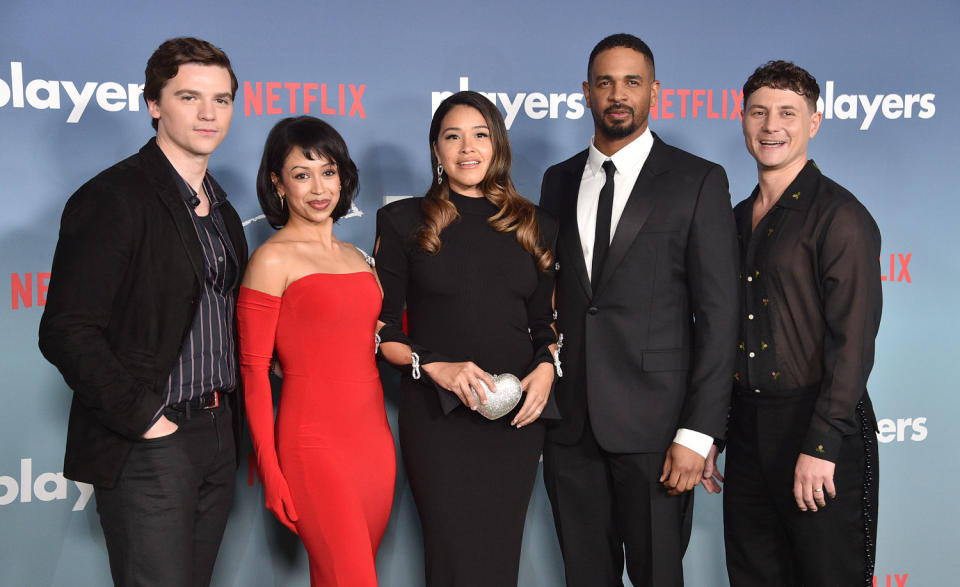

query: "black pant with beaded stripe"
xmin=723 ymin=387 xmax=879 ymax=587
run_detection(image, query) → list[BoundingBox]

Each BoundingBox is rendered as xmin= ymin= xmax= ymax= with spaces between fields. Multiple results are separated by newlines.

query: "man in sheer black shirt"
xmin=711 ymin=60 xmax=881 ymax=586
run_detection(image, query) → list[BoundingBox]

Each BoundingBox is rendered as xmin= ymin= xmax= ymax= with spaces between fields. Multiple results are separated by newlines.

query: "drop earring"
xmin=437 ymin=164 xmax=444 ymax=186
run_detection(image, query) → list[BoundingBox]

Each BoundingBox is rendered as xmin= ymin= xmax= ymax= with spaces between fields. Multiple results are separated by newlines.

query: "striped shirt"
xmin=154 ymin=170 xmax=239 ymax=419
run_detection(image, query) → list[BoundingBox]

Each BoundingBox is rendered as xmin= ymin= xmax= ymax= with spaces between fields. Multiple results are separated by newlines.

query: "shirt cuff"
xmin=801 ymin=418 xmax=843 ymax=463
xmin=673 ymin=428 xmax=714 ymax=458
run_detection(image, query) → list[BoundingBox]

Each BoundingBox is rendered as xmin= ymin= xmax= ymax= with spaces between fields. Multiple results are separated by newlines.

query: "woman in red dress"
xmin=237 ymin=116 xmax=395 ymax=586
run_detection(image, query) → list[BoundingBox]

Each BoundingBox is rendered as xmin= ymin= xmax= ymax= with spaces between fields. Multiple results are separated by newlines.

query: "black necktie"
xmin=592 ymin=160 xmax=616 ymax=284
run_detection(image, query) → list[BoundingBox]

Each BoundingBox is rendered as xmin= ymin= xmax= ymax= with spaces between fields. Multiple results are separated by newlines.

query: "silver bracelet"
xmin=374 ymin=333 xmax=381 ymax=355
xmin=553 ymin=333 xmax=564 ymax=378
xmin=411 ymin=352 xmax=421 ymax=380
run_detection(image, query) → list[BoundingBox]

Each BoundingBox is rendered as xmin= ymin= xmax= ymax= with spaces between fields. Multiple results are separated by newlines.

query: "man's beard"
xmin=592 ymin=104 xmax=642 ymax=139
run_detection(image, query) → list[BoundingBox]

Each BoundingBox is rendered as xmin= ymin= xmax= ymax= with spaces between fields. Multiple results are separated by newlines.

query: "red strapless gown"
xmin=238 ymin=272 xmax=396 ymax=587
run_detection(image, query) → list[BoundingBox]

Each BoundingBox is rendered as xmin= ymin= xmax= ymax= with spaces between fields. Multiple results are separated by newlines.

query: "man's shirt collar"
xmin=586 ymin=127 xmax=654 ymax=177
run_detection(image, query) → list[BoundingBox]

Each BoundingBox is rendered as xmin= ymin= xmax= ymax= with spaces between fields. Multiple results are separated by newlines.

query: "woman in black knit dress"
xmin=375 ymin=91 xmax=560 ymax=586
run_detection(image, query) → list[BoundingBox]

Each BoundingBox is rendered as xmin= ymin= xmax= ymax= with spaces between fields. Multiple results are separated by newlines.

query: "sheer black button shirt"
xmin=733 ymin=160 xmax=882 ymax=462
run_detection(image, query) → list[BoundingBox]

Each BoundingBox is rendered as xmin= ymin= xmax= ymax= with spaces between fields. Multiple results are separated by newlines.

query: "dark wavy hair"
xmin=256 ymin=116 xmax=359 ymax=229
xmin=416 ymin=91 xmax=552 ymax=272
xmin=143 ymin=37 xmax=238 ymax=131
xmin=743 ymin=60 xmax=820 ymax=112
xmin=588 ymin=33 xmax=655 ymax=80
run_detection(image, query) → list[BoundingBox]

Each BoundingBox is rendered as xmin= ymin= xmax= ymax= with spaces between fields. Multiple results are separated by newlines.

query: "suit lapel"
xmin=593 ymin=136 xmax=667 ymax=297
xmin=558 ymin=152 xmax=592 ymax=299
xmin=139 ymin=139 xmax=205 ymax=283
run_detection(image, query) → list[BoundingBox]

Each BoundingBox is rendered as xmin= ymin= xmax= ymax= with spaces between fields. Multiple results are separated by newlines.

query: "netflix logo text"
xmin=10 ymin=272 xmax=49 ymax=310
xmin=650 ymin=88 xmax=743 ymax=121
xmin=874 ymin=573 xmax=909 ymax=586
xmin=243 ymin=81 xmax=366 ymax=118
xmin=880 ymin=253 xmax=911 ymax=283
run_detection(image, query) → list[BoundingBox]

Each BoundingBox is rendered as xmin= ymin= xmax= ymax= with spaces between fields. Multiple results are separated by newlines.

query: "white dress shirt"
xmin=577 ymin=129 xmax=652 ymax=282
xmin=576 ymin=129 xmax=714 ymax=459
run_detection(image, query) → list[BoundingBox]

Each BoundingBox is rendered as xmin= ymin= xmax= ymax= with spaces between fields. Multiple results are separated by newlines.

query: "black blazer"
xmin=39 ymin=138 xmax=248 ymax=487
xmin=539 ymin=134 xmax=738 ymax=453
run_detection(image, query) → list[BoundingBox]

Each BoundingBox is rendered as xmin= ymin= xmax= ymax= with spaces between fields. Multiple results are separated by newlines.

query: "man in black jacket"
xmin=39 ymin=37 xmax=247 ymax=587
xmin=539 ymin=34 xmax=738 ymax=586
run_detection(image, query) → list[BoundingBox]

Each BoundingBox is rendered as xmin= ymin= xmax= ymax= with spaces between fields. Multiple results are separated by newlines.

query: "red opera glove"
xmin=237 ymin=286 xmax=299 ymax=534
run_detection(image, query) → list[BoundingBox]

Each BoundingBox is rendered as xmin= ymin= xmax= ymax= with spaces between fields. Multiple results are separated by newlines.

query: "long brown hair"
xmin=416 ymin=91 xmax=552 ymax=272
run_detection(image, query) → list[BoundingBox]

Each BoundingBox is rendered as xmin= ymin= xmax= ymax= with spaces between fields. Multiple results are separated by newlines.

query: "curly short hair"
xmin=742 ymin=60 xmax=820 ymax=112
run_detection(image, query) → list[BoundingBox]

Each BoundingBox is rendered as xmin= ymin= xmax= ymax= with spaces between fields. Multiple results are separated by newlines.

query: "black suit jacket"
xmin=39 ymin=138 xmax=248 ymax=487
xmin=539 ymin=134 xmax=738 ymax=453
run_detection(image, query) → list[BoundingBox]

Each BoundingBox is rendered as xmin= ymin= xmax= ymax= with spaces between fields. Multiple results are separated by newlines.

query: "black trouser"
xmin=724 ymin=387 xmax=879 ymax=587
xmin=94 ymin=400 xmax=235 ymax=587
xmin=543 ymin=419 xmax=693 ymax=587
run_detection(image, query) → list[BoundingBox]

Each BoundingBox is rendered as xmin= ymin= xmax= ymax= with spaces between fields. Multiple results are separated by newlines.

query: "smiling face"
xmin=272 ymin=148 xmax=341 ymax=226
xmin=742 ymin=86 xmax=822 ymax=175
xmin=432 ymin=104 xmax=494 ymax=198
xmin=584 ymin=46 xmax=659 ymax=152
xmin=147 ymin=62 xmax=234 ymax=164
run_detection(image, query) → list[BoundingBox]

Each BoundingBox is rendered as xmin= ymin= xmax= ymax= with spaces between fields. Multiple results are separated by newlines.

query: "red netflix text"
xmin=649 ymin=88 xmax=743 ymax=121
xmin=10 ymin=272 xmax=49 ymax=310
xmin=244 ymin=81 xmax=366 ymax=118
xmin=880 ymin=253 xmax=911 ymax=283
xmin=874 ymin=573 xmax=909 ymax=587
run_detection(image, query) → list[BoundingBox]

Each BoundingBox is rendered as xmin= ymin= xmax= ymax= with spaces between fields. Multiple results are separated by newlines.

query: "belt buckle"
xmin=203 ymin=390 xmax=220 ymax=409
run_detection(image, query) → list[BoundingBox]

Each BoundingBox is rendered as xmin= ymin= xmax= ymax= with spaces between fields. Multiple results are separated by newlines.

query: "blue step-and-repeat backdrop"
xmin=1 ymin=1 xmax=956 ymax=585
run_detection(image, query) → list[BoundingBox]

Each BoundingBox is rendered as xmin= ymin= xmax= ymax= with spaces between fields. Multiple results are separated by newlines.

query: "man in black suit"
xmin=39 ymin=37 xmax=247 ymax=586
xmin=539 ymin=34 xmax=738 ymax=586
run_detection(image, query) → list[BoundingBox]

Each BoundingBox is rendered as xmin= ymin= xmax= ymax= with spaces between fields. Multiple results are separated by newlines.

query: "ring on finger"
xmin=813 ymin=488 xmax=823 ymax=493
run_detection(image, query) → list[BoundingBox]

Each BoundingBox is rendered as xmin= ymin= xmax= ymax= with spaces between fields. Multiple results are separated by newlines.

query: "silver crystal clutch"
xmin=471 ymin=373 xmax=523 ymax=420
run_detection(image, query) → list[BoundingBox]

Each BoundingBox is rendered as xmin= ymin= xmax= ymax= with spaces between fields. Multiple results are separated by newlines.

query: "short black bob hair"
xmin=256 ymin=116 xmax=359 ymax=228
